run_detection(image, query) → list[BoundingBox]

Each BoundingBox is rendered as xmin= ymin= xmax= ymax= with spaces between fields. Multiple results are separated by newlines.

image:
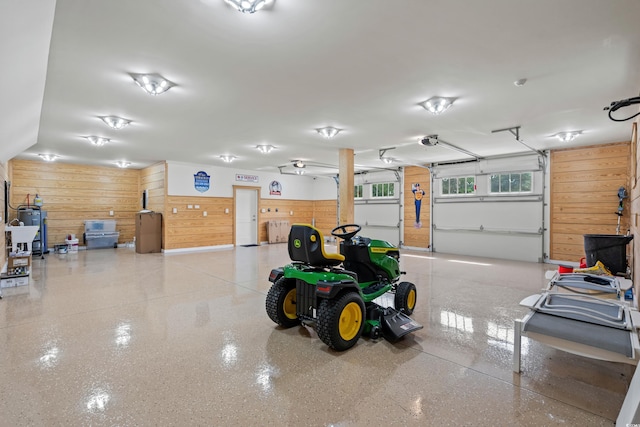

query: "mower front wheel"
xmin=317 ymin=292 xmax=365 ymax=351
xmin=266 ymin=277 xmax=300 ymax=328
xmin=395 ymin=282 xmax=417 ymax=315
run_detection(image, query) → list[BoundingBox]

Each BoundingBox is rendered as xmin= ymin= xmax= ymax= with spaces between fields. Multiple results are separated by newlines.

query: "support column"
xmin=339 ymin=148 xmax=354 ymax=224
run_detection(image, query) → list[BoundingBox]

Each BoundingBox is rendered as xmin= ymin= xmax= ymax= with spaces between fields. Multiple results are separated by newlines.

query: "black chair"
xmin=288 ymin=223 xmax=344 ymax=267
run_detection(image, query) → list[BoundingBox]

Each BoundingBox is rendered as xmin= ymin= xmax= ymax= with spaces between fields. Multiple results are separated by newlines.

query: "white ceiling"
xmin=4 ymin=0 xmax=640 ymax=176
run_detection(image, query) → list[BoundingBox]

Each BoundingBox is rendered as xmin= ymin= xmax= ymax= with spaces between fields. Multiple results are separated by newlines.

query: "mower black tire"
xmin=369 ymin=325 xmax=382 ymax=340
xmin=395 ymin=281 xmax=417 ymax=315
xmin=266 ymin=277 xmax=300 ymax=328
xmin=317 ymin=292 xmax=365 ymax=351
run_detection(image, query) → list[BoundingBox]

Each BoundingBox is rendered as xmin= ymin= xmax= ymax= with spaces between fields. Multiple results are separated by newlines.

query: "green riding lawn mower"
xmin=266 ymin=223 xmax=422 ymax=351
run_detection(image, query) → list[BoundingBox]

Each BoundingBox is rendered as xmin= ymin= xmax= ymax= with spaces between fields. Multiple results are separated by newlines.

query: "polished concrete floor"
xmin=0 ymin=244 xmax=633 ymax=426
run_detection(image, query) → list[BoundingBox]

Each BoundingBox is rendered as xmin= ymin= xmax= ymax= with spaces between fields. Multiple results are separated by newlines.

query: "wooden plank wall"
xmin=9 ymin=160 xmax=140 ymax=246
xmin=140 ymin=162 xmax=166 ymax=213
xmin=162 ymin=197 xmax=335 ymax=249
xmin=313 ymin=199 xmax=338 ymax=237
xmin=5 ymin=159 xmax=340 ymax=252
xmin=550 ymin=142 xmax=630 ymax=262
xmin=259 ymin=199 xmax=314 ymax=243
xmin=140 ymin=162 xmax=167 ymax=248
xmin=403 ymin=166 xmax=430 ymax=248
xmin=164 ymin=196 xmax=233 ymax=249
xmin=628 ymin=120 xmax=639 ymax=293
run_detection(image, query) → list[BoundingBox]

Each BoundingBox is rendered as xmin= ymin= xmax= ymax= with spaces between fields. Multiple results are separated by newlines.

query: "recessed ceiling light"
xmin=420 ymin=96 xmax=455 ymax=115
xmin=293 ymin=160 xmax=305 ymax=168
xmin=100 ymin=116 xmax=131 ymax=130
xmin=38 ymin=154 xmax=59 ymax=162
xmin=224 ymin=0 xmax=274 ymax=14
xmin=553 ymin=131 xmax=582 ymax=142
xmin=256 ymin=144 xmax=275 ymax=154
xmin=295 ymin=169 xmax=305 ymax=175
xmin=316 ymin=127 xmax=341 ymax=139
xmin=115 ymin=161 xmax=131 ymax=168
xmin=381 ymin=157 xmax=394 ymax=164
xmin=220 ymin=155 xmax=237 ymax=163
xmin=130 ymin=73 xmax=175 ymax=95
xmin=85 ymin=136 xmax=110 ymax=146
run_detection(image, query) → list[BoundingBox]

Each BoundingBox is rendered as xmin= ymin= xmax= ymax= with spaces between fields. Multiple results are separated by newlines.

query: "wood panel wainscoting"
xmin=550 ymin=142 xmax=631 ymax=262
xmin=312 ymin=199 xmax=338 ymax=238
xmin=6 ymin=159 xmax=339 ymax=252
xmin=259 ymin=199 xmax=337 ymax=243
xmin=9 ymin=159 xmax=140 ymax=247
xmin=164 ymin=196 xmax=337 ymax=250
xmin=140 ymin=162 xmax=166 ymax=214
xmin=164 ymin=195 xmax=233 ymax=250
xmin=259 ymin=198 xmax=314 ymax=243
xmin=403 ymin=166 xmax=430 ymax=249
xmin=140 ymin=162 xmax=167 ymax=248
xmin=629 ymin=121 xmax=639 ymax=297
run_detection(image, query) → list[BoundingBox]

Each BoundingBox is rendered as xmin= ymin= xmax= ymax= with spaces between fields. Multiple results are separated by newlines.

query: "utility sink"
xmin=6 ymin=225 xmax=39 ymax=251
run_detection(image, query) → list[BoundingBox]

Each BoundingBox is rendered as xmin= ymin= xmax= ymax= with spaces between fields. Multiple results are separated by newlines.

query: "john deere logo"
xmin=294 ymin=239 xmax=301 ymax=248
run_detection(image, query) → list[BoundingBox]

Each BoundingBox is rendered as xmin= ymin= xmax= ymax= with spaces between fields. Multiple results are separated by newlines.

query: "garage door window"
xmin=354 ymin=184 xmax=363 ymax=199
xmin=489 ymin=172 xmax=533 ymax=193
xmin=371 ymin=182 xmax=395 ymax=198
xmin=442 ymin=176 xmax=475 ymax=195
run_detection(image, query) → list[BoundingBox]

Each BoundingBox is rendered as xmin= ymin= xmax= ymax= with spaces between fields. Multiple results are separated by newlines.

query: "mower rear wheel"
xmin=266 ymin=277 xmax=300 ymax=328
xmin=395 ymin=282 xmax=417 ymax=315
xmin=317 ymin=292 xmax=365 ymax=351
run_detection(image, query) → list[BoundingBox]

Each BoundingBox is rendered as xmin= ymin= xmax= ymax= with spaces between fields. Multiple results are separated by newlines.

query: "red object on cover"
xmin=558 ymin=265 xmax=573 ymax=273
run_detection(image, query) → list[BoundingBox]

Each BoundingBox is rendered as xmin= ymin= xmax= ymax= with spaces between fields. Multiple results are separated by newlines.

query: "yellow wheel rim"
xmin=283 ymin=288 xmax=297 ymax=319
xmin=407 ymin=289 xmax=416 ymax=310
xmin=338 ymin=302 xmax=362 ymax=341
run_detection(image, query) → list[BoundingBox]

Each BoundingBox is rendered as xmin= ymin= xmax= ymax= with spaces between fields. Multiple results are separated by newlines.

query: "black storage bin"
xmin=583 ymin=234 xmax=633 ymax=275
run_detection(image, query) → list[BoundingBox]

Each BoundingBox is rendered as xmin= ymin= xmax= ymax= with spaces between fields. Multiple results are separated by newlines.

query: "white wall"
xmin=0 ymin=0 xmax=56 ymax=162
xmin=167 ymin=161 xmax=336 ymax=200
xmin=312 ymin=176 xmax=338 ymax=199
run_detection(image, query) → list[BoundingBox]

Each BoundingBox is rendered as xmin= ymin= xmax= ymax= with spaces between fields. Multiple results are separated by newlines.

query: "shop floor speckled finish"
xmin=0 ymin=245 xmax=632 ymax=426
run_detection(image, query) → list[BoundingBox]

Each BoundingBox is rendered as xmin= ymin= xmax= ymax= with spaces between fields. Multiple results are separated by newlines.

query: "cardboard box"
xmin=1 ymin=275 xmax=29 ymax=288
xmin=135 ymin=212 xmax=162 ymax=254
xmin=8 ymin=254 xmax=32 ymax=269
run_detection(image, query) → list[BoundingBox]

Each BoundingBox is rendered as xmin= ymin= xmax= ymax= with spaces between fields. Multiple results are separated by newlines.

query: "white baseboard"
xmin=163 ymin=244 xmax=234 ymax=255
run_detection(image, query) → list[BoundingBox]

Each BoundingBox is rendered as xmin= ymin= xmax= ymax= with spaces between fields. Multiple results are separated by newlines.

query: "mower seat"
xmin=288 ymin=223 xmax=344 ymax=267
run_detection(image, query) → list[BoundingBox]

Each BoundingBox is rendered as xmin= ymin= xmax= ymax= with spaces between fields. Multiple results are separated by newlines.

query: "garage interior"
xmin=2 ymin=1 xmax=640 ymax=425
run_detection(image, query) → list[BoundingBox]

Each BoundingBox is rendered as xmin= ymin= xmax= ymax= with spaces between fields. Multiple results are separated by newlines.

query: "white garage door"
xmin=354 ymin=170 xmax=401 ymax=246
xmin=431 ymin=154 xmax=545 ymax=262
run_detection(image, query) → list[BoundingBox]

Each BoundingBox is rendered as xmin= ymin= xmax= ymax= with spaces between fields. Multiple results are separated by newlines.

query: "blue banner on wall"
xmin=194 ymin=171 xmax=211 ymax=193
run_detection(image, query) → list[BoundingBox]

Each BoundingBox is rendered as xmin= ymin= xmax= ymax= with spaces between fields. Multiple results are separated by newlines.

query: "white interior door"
xmin=235 ymin=189 xmax=258 ymax=246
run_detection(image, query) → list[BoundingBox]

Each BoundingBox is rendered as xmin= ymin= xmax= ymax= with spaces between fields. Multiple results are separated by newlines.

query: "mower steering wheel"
xmin=331 ymin=224 xmax=361 ymax=240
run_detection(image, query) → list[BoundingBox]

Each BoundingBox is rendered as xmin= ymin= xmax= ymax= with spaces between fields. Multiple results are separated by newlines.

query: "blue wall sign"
xmin=194 ymin=171 xmax=211 ymax=193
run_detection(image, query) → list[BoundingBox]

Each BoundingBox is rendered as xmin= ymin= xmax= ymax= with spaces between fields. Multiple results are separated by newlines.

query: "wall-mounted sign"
xmin=269 ymin=180 xmax=282 ymax=196
xmin=236 ymin=174 xmax=259 ymax=183
xmin=412 ymin=183 xmax=425 ymax=228
xmin=194 ymin=171 xmax=211 ymax=193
